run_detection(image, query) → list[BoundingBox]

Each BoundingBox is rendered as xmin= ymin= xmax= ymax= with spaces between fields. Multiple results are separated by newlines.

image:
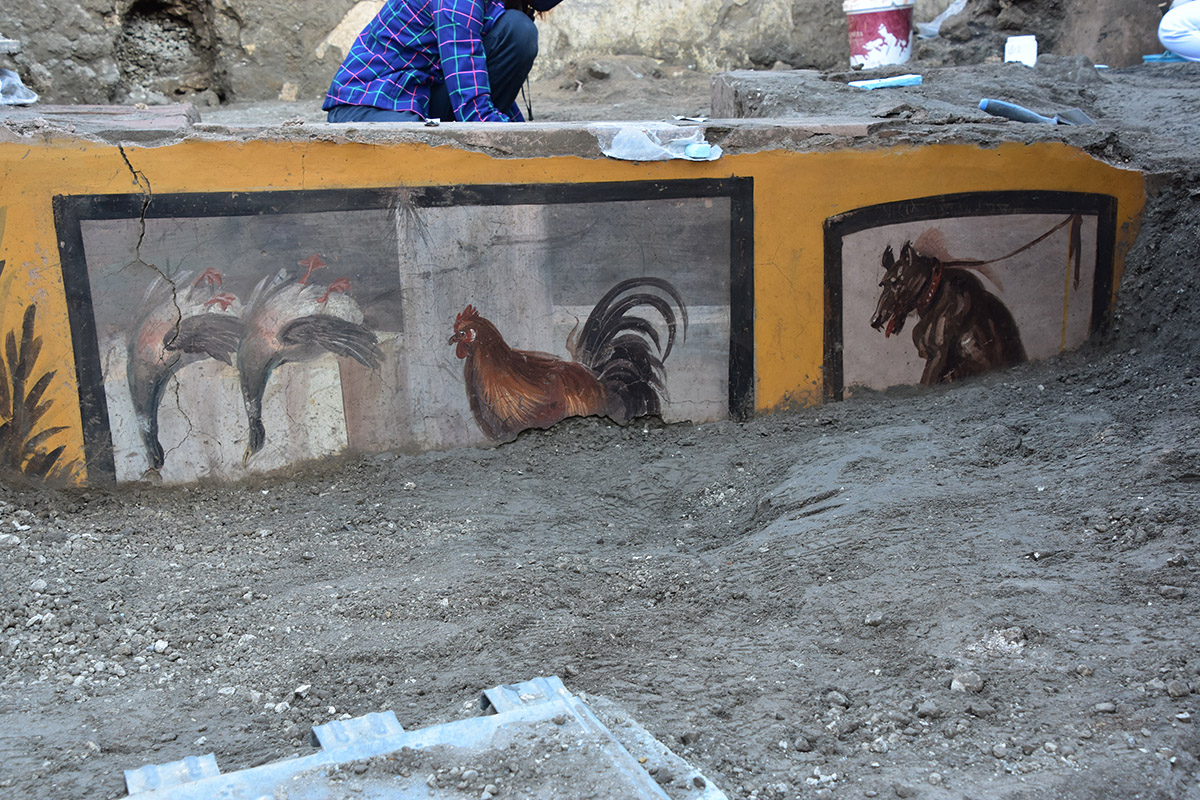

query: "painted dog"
xmin=870 ymin=241 xmax=1027 ymax=385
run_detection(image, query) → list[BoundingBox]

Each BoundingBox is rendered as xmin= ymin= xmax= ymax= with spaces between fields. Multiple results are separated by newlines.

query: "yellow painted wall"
xmin=0 ymin=134 xmax=1144 ymax=483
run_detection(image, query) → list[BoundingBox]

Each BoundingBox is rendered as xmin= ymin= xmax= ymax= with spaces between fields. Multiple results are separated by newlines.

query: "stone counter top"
xmin=0 ymin=99 xmax=1108 ymax=160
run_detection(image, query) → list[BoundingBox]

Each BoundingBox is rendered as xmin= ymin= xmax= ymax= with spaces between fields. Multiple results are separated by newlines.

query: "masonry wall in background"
xmin=0 ymin=0 xmax=1161 ymax=107
xmin=1058 ymin=0 xmax=1165 ymax=68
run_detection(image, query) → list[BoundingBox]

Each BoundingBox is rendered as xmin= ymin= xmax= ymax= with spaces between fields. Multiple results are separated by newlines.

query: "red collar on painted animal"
xmin=915 ymin=261 xmax=943 ymax=314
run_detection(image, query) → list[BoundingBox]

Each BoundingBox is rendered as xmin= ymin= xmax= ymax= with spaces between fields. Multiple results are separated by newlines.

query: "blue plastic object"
xmin=310 ymin=709 xmax=407 ymax=750
xmin=847 ymin=73 xmax=924 ymax=90
xmin=122 ymin=676 xmax=728 ymax=800
xmin=124 ymin=754 xmax=220 ymax=795
xmin=1143 ymin=51 xmax=1187 ymax=63
xmin=978 ymin=98 xmax=1095 ymax=126
xmin=979 ymin=98 xmax=1056 ymax=124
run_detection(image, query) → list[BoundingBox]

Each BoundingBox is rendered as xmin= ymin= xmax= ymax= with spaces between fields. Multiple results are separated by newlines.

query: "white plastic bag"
xmin=915 ymin=0 xmax=969 ymax=39
xmin=588 ymin=123 xmax=722 ymax=162
xmin=0 ymin=68 xmax=37 ymax=105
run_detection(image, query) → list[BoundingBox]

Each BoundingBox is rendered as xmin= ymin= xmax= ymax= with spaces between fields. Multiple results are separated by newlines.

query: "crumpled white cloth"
xmin=588 ymin=123 xmax=722 ymax=162
xmin=0 ymin=68 xmax=37 ymax=105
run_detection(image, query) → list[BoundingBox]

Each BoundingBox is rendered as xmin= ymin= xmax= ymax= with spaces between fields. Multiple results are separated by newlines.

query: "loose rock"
xmin=951 ymin=671 xmax=984 ymax=693
xmin=968 ymin=702 xmax=996 ymax=718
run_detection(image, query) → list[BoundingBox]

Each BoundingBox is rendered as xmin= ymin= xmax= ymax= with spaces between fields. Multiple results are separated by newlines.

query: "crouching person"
xmin=324 ymin=0 xmax=563 ymax=123
xmin=1160 ymin=0 xmax=1200 ymax=61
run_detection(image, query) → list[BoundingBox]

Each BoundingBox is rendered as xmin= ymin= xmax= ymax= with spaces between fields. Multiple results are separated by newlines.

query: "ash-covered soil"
xmin=5 ymin=57 xmax=1200 ymax=800
xmin=5 ymin=324 xmax=1200 ymax=800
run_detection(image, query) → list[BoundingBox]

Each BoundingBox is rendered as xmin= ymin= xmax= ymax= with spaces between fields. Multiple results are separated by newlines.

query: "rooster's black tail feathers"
xmin=576 ymin=277 xmax=687 ymax=423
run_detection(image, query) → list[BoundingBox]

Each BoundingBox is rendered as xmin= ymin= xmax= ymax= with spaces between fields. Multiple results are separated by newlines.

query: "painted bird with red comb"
xmin=449 ymin=277 xmax=686 ymax=441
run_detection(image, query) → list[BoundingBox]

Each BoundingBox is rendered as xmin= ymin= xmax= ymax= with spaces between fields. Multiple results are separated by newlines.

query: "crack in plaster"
xmin=162 ymin=372 xmax=200 ymax=468
xmin=117 ymin=145 xmax=202 ymax=463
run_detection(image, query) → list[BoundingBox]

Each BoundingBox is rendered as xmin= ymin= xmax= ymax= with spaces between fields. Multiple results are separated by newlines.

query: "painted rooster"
xmin=448 ymin=277 xmax=687 ymax=441
xmin=127 ymin=268 xmax=243 ymax=470
xmin=238 ymin=255 xmax=383 ymax=462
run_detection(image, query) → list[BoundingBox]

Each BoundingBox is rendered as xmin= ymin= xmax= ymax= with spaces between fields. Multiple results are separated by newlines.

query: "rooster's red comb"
xmin=204 ymin=292 xmax=237 ymax=311
xmin=194 ymin=268 xmax=223 ymax=288
xmin=456 ymin=304 xmax=480 ymax=325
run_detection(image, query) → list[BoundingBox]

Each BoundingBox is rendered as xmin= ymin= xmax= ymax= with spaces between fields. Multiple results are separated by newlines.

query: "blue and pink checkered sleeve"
xmin=434 ymin=0 xmax=511 ymax=122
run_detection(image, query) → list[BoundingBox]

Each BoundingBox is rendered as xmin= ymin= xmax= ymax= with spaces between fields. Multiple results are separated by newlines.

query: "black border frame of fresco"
xmin=822 ymin=190 xmax=1119 ymax=403
xmin=53 ymin=178 xmax=755 ymax=480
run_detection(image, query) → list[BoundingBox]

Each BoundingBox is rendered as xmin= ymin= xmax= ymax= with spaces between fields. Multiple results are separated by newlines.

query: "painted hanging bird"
xmin=238 ymin=255 xmax=383 ymax=462
xmin=448 ymin=277 xmax=687 ymax=441
xmin=128 ymin=268 xmax=244 ymax=470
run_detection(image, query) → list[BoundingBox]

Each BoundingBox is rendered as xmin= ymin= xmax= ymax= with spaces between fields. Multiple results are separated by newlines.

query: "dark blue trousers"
xmin=327 ymin=10 xmax=537 ymax=123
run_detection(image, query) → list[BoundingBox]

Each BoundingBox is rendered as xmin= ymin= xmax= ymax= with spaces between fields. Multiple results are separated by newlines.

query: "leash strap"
xmin=940 ymin=214 xmax=1081 ymax=269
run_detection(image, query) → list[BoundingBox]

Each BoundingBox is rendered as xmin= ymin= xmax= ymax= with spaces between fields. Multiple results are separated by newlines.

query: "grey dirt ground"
xmin=3 ymin=55 xmax=1200 ymax=800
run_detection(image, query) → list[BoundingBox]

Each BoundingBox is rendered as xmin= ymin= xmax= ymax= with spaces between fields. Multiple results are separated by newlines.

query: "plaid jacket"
xmin=323 ymin=0 xmax=521 ymax=122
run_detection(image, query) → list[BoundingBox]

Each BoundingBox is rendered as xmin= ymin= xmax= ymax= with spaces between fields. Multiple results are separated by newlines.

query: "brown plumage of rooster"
xmin=449 ymin=277 xmax=686 ymax=441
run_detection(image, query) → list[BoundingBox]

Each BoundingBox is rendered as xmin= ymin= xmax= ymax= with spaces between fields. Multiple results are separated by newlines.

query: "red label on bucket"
xmin=846 ymin=8 xmax=914 ymax=69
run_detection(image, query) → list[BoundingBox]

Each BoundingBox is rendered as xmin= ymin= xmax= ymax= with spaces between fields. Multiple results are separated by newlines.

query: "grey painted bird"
xmin=237 ymin=255 xmax=382 ymax=463
xmin=127 ymin=268 xmax=244 ymax=470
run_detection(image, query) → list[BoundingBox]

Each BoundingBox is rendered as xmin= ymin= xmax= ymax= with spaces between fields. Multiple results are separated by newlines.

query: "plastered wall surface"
xmin=0 ymin=125 xmax=1144 ymax=484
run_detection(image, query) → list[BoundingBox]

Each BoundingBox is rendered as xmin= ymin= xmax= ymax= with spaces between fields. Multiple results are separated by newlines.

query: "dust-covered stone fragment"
xmin=951 ymin=671 xmax=984 ymax=693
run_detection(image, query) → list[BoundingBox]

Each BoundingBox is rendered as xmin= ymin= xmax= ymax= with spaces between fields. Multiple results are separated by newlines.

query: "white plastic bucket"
xmin=843 ymin=0 xmax=916 ymax=69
